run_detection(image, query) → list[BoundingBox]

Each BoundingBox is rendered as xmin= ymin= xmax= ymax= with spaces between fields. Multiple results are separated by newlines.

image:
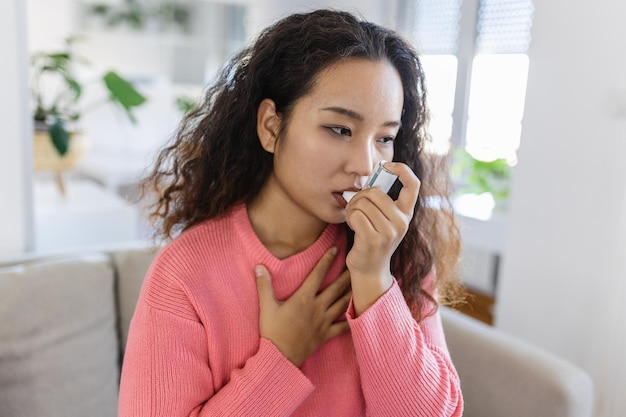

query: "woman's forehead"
xmin=304 ymin=58 xmax=404 ymax=121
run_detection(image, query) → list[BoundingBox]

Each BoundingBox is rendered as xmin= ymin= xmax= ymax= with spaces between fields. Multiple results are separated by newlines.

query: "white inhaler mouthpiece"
xmin=342 ymin=160 xmax=398 ymax=203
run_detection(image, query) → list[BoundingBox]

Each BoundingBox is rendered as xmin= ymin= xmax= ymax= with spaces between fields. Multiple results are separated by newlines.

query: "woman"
xmin=119 ymin=9 xmax=463 ymax=417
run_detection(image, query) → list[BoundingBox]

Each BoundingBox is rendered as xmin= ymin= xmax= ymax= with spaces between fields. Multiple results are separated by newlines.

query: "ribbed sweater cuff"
xmin=346 ymin=281 xmax=418 ymax=352
xmin=225 ymin=337 xmax=314 ymax=415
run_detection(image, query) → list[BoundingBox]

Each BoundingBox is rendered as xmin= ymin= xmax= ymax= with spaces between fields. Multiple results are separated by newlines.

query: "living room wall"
xmin=495 ymin=0 xmax=626 ymax=415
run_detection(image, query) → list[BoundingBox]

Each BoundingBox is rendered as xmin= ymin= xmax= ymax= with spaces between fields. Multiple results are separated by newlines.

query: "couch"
xmin=0 ymin=246 xmax=594 ymax=417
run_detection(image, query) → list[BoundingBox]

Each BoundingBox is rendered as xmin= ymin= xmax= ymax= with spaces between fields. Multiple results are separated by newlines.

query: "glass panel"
xmin=421 ymin=55 xmax=458 ymax=154
xmin=466 ymin=53 xmax=529 ymax=161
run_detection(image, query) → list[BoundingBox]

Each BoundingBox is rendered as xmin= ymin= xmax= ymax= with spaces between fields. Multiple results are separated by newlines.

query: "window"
xmin=412 ymin=0 xmax=462 ymax=155
xmin=410 ymin=0 xmax=534 ymax=163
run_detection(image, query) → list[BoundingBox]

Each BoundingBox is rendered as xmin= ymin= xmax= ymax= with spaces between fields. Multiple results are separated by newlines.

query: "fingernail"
xmin=255 ymin=265 xmax=264 ymax=277
xmin=330 ymin=247 xmax=338 ymax=256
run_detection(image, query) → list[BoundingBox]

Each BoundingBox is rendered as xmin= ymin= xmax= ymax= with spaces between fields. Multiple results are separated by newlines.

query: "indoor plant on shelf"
xmin=31 ymin=35 xmax=147 ymax=188
xmin=451 ymin=147 xmax=513 ymax=214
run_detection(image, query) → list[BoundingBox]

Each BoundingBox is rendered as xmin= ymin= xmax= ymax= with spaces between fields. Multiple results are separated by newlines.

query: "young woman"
xmin=119 ymin=9 xmax=464 ymax=417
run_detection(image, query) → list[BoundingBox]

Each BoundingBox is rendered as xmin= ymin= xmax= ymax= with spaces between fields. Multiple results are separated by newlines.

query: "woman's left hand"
xmin=345 ymin=161 xmax=420 ymax=315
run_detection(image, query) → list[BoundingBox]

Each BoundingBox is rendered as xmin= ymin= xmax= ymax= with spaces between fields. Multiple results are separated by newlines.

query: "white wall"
xmin=26 ymin=0 xmax=75 ymax=52
xmin=495 ymin=0 xmax=626 ymax=415
xmin=0 ymin=0 xmax=33 ymax=256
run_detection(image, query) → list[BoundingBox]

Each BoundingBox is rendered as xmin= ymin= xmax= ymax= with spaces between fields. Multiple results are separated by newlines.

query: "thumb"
xmin=255 ymin=265 xmax=277 ymax=307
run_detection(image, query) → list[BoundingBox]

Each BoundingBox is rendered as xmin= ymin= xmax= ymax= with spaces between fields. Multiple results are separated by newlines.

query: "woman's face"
xmin=263 ymin=58 xmax=404 ymax=225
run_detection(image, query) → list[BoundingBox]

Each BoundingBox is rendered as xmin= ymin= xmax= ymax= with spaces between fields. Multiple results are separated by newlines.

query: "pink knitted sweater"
xmin=118 ymin=204 xmax=463 ymax=416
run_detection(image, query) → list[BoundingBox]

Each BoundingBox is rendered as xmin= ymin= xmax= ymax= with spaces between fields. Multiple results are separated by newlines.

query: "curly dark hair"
xmin=140 ymin=9 xmax=463 ymax=320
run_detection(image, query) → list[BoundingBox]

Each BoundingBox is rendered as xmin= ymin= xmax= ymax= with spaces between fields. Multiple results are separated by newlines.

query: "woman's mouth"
xmin=333 ymin=192 xmax=348 ymax=208
xmin=333 ymin=188 xmax=361 ymax=208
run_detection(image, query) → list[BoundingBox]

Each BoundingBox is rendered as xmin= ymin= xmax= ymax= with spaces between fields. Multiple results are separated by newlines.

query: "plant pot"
xmin=33 ymin=129 xmax=88 ymax=172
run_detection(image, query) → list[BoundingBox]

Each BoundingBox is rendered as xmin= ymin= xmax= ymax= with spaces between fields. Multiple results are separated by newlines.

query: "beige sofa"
xmin=0 ymin=246 xmax=594 ymax=417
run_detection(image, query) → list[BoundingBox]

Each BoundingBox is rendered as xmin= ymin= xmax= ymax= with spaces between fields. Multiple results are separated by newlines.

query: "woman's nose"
xmin=346 ymin=142 xmax=376 ymax=179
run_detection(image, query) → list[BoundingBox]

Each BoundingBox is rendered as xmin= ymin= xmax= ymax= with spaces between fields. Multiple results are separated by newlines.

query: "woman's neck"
xmin=247 ymin=183 xmax=328 ymax=260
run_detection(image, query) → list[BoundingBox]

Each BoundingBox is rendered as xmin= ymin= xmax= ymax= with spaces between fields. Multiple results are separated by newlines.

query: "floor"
xmin=454 ymin=287 xmax=495 ymax=325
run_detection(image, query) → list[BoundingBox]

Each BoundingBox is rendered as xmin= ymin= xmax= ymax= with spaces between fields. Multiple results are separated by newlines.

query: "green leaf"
xmin=102 ymin=71 xmax=146 ymax=121
xmin=64 ymin=76 xmax=82 ymax=101
xmin=175 ymin=95 xmax=199 ymax=115
xmin=48 ymin=118 xmax=70 ymax=156
xmin=47 ymin=52 xmax=71 ymax=60
xmin=34 ymin=106 xmax=47 ymax=121
xmin=451 ymin=147 xmax=513 ymax=200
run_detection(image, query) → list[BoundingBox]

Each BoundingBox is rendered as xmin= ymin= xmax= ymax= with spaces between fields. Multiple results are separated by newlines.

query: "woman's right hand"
xmin=255 ymin=247 xmax=352 ymax=367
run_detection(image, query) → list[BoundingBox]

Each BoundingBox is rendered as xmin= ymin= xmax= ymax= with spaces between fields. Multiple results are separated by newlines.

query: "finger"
xmin=345 ymin=208 xmax=371 ymax=233
xmin=326 ymin=290 xmax=352 ymax=320
xmin=318 ymin=269 xmax=351 ymax=305
xmin=383 ymin=162 xmax=420 ymax=215
xmin=347 ymin=191 xmax=391 ymax=233
xmin=255 ymin=265 xmax=277 ymax=308
xmin=324 ymin=320 xmax=351 ymax=343
xmin=298 ymin=247 xmax=338 ymax=295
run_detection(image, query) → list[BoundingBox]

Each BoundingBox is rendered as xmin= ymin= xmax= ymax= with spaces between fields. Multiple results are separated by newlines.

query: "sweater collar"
xmin=231 ymin=203 xmax=344 ymax=273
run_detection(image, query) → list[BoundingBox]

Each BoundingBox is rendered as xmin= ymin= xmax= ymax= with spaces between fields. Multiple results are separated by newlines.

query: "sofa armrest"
xmin=440 ymin=306 xmax=594 ymax=417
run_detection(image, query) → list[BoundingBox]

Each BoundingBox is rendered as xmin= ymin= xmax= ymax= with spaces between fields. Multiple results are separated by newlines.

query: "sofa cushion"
xmin=111 ymin=247 xmax=159 ymax=352
xmin=0 ymin=254 xmax=119 ymax=417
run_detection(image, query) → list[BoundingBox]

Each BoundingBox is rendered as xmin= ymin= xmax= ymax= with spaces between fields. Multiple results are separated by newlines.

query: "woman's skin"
xmin=250 ymin=57 xmax=421 ymax=367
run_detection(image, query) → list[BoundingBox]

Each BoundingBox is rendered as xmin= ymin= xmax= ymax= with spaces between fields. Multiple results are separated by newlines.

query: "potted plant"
xmin=452 ymin=147 xmax=513 ymax=208
xmin=31 ymin=35 xmax=147 ymax=172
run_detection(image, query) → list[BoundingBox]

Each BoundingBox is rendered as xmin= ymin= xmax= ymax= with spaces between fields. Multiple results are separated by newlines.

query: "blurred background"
xmin=2 ymin=0 xmax=625 ymax=415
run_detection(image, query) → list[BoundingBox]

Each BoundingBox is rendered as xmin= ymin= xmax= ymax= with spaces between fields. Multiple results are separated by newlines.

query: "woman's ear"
xmin=256 ymin=98 xmax=280 ymax=153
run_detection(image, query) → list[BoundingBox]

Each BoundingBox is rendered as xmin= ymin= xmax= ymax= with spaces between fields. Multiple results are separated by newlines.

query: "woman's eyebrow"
xmin=320 ymin=106 xmax=364 ymax=121
xmin=320 ymin=106 xmax=401 ymax=128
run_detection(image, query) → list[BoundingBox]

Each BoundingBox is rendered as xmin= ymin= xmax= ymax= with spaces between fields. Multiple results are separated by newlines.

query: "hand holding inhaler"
xmin=343 ymin=160 xmax=421 ymax=316
xmin=342 ymin=160 xmax=398 ymax=203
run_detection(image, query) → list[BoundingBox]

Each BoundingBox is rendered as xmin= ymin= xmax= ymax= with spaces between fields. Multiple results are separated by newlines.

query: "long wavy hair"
xmin=140 ymin=9 xmax=463 ymax=319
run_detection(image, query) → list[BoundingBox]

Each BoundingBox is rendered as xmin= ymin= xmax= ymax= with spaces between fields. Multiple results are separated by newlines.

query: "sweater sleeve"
xmin=118 ymin=282 xmax=314 ymax=417
xmin=346 ymin=271 xmax=463 ymax=417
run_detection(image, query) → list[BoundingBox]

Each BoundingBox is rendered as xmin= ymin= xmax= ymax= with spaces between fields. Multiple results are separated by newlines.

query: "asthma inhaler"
xmin=342 ymin=160 xmax=398 ymax=203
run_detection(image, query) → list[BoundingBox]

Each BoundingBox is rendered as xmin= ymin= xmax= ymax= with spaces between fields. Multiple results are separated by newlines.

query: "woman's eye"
xmin=379 ymin=136 xmax=395 ymax=144
xmin=328 ymin=126 xmax=352 ymax=136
